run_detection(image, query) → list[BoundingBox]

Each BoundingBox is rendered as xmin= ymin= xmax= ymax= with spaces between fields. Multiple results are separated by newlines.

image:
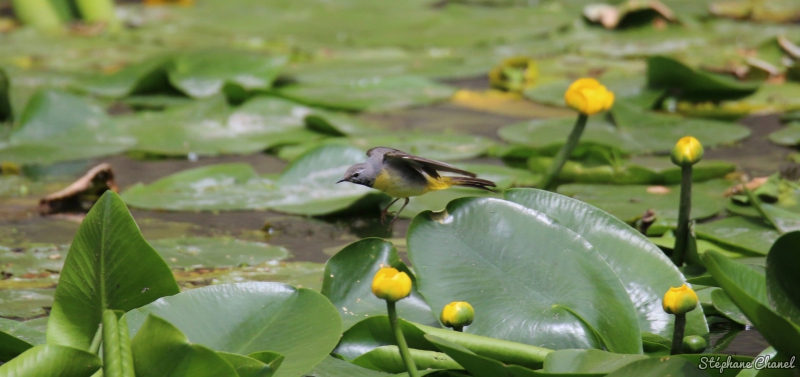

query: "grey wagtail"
xmin=337 ymin=147 xmax=496 ymax=226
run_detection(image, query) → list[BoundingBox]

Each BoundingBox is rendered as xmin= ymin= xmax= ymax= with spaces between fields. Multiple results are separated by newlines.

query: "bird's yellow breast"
xmin=372 ymin=169 xmax=452 ymax=198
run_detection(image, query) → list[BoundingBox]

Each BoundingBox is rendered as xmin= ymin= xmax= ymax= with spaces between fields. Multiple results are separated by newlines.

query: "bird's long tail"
xmin=444 ymin=176 xmax=497 ymax=192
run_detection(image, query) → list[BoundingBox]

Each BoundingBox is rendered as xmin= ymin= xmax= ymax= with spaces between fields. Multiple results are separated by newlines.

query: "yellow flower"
xmin=440 ymin=301 xmax=475 ymax=328
xmin=564 ymin=78 xmax=615 ymax=115
xmin=372 ymin=267 xmax=412 ymax=302
xmin=670 ymin=136 xmax=704 ymax=167
xmin=662 ymin=284 xmax=698 ymax=315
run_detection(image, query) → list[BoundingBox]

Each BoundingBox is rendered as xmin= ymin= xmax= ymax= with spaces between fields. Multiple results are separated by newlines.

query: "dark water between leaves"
xmin=0 ymin=83 xmax=791 ymax=356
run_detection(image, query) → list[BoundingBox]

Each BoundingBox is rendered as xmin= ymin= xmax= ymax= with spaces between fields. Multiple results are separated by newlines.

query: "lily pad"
xmin=305 ymin=355 xmax=398 ymax=377
xmin=497 ymin=115 xmax=749 ymax=156
xmin=647 ymin=55 xmax=760 ymax=101
xmin=765 ymin=232 xmax=800 ymax=324
xmin=769 ymin=123 xmax=800 ymax=146
xmin=711 ymin=288 xmax=752 ymax=325
xmin=556 ymin=179 xmax=730 ymax=227
xmin=506 ymin=189 xmax=708 ymax=339
xmin=0 ymin=288 xmax=54 ymax=319
xmin=277 ymin=75 xmax=456 ymax=112
xmin=168 ymin=51 xmax=288 ymax=99
xmin=122 ymin=145 xmax=375 ymax=215
xmin=0 ymin=317 xmax=45 ymax=361
xmin=695 ymin=216 xmax=780 ymax=255
xmin=320 ymin=238 xmax=437 ymax=330
xmin=149 ymin=237 xmax=289 ymax=269
xmin=72 ymin=55 xmax=173 ymax=98
xmin=407 ymin=197 xmax=642 ymax=353
xmin=126 ymin=282 xmax=343 ymax=377
xmin=542 ymin=349 xmax=647 ymax=373
xmin=0 ymin=90 xmax=134 ymax=164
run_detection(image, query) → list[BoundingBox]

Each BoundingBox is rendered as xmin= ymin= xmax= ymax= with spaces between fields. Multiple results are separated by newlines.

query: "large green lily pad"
xmin=505 ymin=189 xmax=708 ymax=339
xmin=122 ymin=145 xmax=376 ymax=215
xmin=407 ymin=197 xmax=642 ymax=353
xmin=168 ymin=51 xmax=288 ymax=98
xmin=695 ymin=216 xmax=780 ymax=255
xmin=126 ymin=282 xmax=343 ymax=377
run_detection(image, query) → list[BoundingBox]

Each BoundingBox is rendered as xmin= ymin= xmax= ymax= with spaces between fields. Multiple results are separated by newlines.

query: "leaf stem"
xmin=89 ymin=323 xmax=103 ymax=355
xmin=742 ymin=180 xmax=782 ymax=234
xmin=387 ymin=301 xmax=419 ymax=377
xmin=671 ymin=165 xmax=692 ymax=266
xmin=670 ymin=313 xmax=686 ymax=355
xmin=539 ymin=114 xmax=588 ymax=191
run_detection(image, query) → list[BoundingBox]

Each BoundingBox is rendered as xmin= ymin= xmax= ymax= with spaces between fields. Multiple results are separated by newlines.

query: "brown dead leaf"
xmin=646 ymin=185 xmax=671 ymax=194
xmin=39 ymin=163 xmax=118 ymax=216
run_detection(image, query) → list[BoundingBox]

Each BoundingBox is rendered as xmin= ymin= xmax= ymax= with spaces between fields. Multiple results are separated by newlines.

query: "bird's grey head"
xmin=337 ymin=163 xmax=374 ymax=187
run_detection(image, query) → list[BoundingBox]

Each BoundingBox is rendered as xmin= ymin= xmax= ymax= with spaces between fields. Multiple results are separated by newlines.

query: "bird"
xmin=336 ymin=147 xmax=497 ymax=226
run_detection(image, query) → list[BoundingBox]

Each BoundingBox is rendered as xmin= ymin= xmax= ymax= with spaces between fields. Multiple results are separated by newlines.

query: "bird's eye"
xmin=353 ymin=173 xmax=360 ymax=178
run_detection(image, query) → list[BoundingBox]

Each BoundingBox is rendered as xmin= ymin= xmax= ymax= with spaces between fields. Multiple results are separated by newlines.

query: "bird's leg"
xmin=380 ymin=198 xmax=401 ymax=224
xmin=387 ymin=198 xmax=410 ymax=228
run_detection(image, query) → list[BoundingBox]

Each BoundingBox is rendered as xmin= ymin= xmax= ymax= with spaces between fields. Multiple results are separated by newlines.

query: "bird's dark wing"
xmin=382 ymin=149 xmax=477 ymax=178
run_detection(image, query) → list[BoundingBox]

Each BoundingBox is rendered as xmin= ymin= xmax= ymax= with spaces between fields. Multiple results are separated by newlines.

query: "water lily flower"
xmin=440 ymin=301 xmax=474 ymax=331
xmin=671 ymin=136 xmax=704 ymax=167
xmin=372 ymin=267 xmax=412 ymax=302
xmin=564 ymin=78 xmax=615 ymax=115
xmin=662 ymin=284 xmax=698 ymax=315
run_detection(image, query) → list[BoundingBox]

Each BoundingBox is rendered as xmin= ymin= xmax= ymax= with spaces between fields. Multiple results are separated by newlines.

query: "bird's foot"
xmin=380 ymin=209 xmax=396 ymax=224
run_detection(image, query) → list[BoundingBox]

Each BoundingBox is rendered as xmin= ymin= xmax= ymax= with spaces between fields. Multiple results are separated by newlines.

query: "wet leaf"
xmin=150 ymin=237 xmax=289 ymax=269
xmin=126 ymin=282 xmax=342 ymax=377
xmin=506 ymin=188 xmax=708 ymax=339
xmin=122 ymin=145 xmax=375 ymax=215
xmin=407 ymin=197 xmax=642 ymax=353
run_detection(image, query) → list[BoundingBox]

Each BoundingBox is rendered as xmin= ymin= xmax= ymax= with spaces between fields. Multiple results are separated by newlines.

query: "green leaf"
xmin=352 ymin=345 xmax=461 ymax=373
xmin=497 ymin=115 xmax=750 ymax=156
xmin=695 ymin=217 xmax=780 ymax=256
xmin=103 ymin=310 xmax=135 ymax=377
xmin=702 ymin=250 xmax=800 ymax=357
xmin=46 ymin=191 xmax=180 ymax=350
xmin=605 ymin=356 xmax=707 ymax=377
xmin=149 ymin=237 xmax=289 ymax=269
xmin=126 ymin=282 xmax=342 ymax=377
xmin=218 ymin=351 xmax=282 ymax=377
xmin=675 ymin=354 xmax=754 ymax=377
xmin=0 ymin=317 xmax=44 ymax=361
xmin=0 ymin=344 xmax=101 ymax=377
xmin=0 ymin=288 xmax=54 ymax=319
xmin=130 ymin=314 xmax=239 ymax=377
xmin=424 ymin=334 xmax=543 ymax=377
xmin=168 ymin=51 xmax=287 ymax=98
xmin=304 ymin=355 xmax=397 ymax=377
xmin=766 ymin=231 xmax=800 ymax=324
xmin=556 ymin=180 xmax=729 ymax=226
xmin=768 ymin=123 xmax=800 ymax=147
xmin=646 ymin=55 xmax=760 ymax=101
xmin=121 ymin=146 xmax=376 ymax=215
xmin=542 ymin=349 xmax=647 ymax=373
xmin=321 ymin=238 xmax=437 ymax=330
xmin=505 ymin=189 xmax=708 ymax=339
xmin=72 ymin=55 xmax=173 ymax=98
xmin=407 ymin=197 xmax=642 ymax=353
xmin=277 ymin=75 xmax=455 ymax=112
xmin=527 ymin=156 xmax=735 ymax=185
xmin=736 ymin=347 xmax=796 ymax=377
xmin=332 ymin=316 xmax=437 ymax=361
xmin=711 ymin=288 xmax=752 ymax=326
xmin=0 ymin=90 xmax=134 ymax=164
xmin=640 ymin=332 xmax=671 ymax=356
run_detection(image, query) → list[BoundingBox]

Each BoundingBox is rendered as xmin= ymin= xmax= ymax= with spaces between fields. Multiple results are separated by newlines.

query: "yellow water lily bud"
xmin=662 ymin=284 xmax=698 ymax=315
xmin=440 ymin=301 xmax=475 ymax=328
xmin=682 ymin=335 xmax=707 ymax=354
xmin=489 ymin=56 xmax=538 ymax=92
xmin=564 ymin=78 xmax=615 ymax=115
xmin=372 ymin=267 xmax=412 ymax=302
xmin=670 ymin=136 xmax=704 ymax=167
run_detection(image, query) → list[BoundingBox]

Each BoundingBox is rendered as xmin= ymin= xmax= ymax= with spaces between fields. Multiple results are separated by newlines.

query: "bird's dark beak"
xmin=336 ymin=178 xmax=347 ymax=184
